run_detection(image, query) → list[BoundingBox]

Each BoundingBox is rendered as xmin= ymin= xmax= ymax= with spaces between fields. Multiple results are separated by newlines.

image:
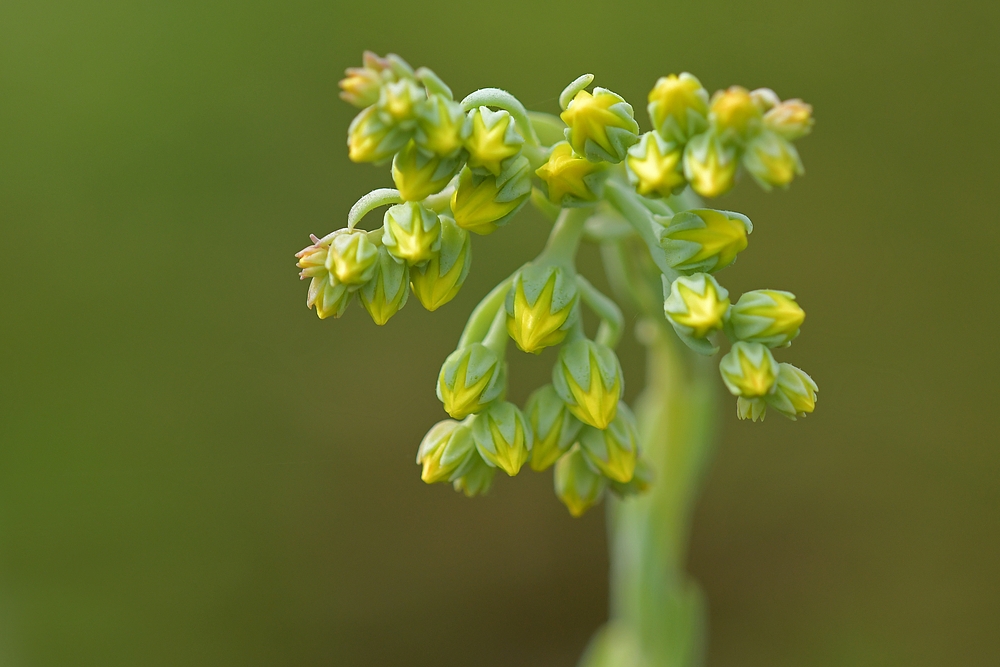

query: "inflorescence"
xmin=296 ymin=52 xmax=818 ymax=516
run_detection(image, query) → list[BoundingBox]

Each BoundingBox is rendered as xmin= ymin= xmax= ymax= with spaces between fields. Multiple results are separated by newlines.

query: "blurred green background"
xmin=1 ymin=0 xmax=998 ymax=665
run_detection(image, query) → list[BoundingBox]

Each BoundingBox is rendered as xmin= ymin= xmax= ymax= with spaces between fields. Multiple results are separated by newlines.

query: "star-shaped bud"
xmin=579 ymin=403 xmax=639 ymax=484
xmin=552 ymin=339 xmax=624 ymax=430
xmin=410 ymin=216 xmax=471 ymax=311
xmin=743 ymin=130 xmax=803 ymax=190
xmin=359 ymin=245 xmax=409 ymax=326
xmin=347 ymin=106 xmax=412 ymax=164
xmin=554 ymin=445 xmax=607 ymax=517
xmin=719 ymin=342 xmax=779 ymax=398
xmin=663 ymin=273 xmax=730 ymax=355
xmin=729 ymin=290 xmax=805 ymax=348
xmin=525 ymin=384 xmax=583 ymax=472
xmin=766 ymin=363 xmax=818 ymax=420
xmin=437 ymin=343 xmax=507 ymax=419
xmin=683 ymin=132 xmax=738 ymax=198
xmin=655 ymin=208 xmax=752 ymax=274
xmin=709 ymin=86 xmax=763 ymax=142
xmin=560 ymin=87 xmax=639 ymax=163
xmin=416 ymin=95 xmax=468 ymax=158
xmin=450 ymin=158 xmax=531 ymax=235
xmin=625 ymin=132 xmax=685 ymax=198
xmin=381 ymin=202 xmax=441 ymax=266
xmin=535 ymin=142 xmax=606 ymax=206
xmin=647 ymin=73 xmax=709 ymax=145
xmin=471 ymin=402 xmax=533 ymax=477
xmin=505 ymin=264 xmax=579 ymax=354
xmin=416 ymin=420 xmax=476 ymax=484
xmin=391 ymin=141 xmax=464 ymax=201
xmin=464 ymin=107 xmax=524 ymax=176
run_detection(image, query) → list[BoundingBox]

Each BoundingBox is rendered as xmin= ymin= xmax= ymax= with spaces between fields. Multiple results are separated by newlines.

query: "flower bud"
xmin=743 ymin=130 xmax=803 ymax=190
xmin=608 ymin=457 xmax=653 ymax=499
xmin=729 ymin=290 xmax=805 ymax=347
xmin=382 ymin=201 xmax=441 ymax=266
xmin=709 ymin=86 xmax=763 ymax=141
xmin=339 ymin=66 xmax=383 ymax=108
xmin=736 ymin=396 xmax=767 ymax=422
xmin=655 ymin=208 xmax=752 ymax=274
xmin=560 ymin=87 xmax=639 ymax=163
xmin=464 ymin=107 xmax=524 ymax=176
xmin=296 ymin=236 xmax=353 ymax=319
xmin=750 ymin=88 xmax=781 ymax=112
xmin=327 ymin=231 xmax=378 ymax=286
xmin=416 ymin=420 xmax=476 ymax=484
xmin=410 ymin=216 xmax=471 ymax=311
xmin=416 ymin=95 xmax=468 ymax=158
xmin=391 ymin=141 xmax=463 ymax=201
xmin=683 ymin=132 xmax=737 ymax=198
xmin=450 ymin=158 xmax=531 ymax=235
xmin=376 ymin=78 xmax=425 ymax=127
xmin=525 ymin=384 xmax=583 ymax=472
xmin=347 ymin=106 xmax=412 ymax=164
xmin=359 ymin=245 xmax=409 ymax=325
xmin=437 ymin=343 xmax=507 ymax=419
xmin=764 ymin=99 xmax=814 ymax=141
xmin=579 ymin=402 xmax=639 ymax=484
xmin=535 ymin=142 xmax=606 ymax=206
xmin=625 ymin=132 xmax=685 ymax=198
xmin=719 ymin=342 xmax=779 ymax=398
xmin=452 ymin=451 xmax=496 ymax=497
xmin=506 ymin=264 xmax=579 ymax=354
xmin=554 ymin=445 xmax=606 ymax=517
xmin=663 ymin=273 xmax=730 ymax=354
xmin=766 ymin=363 xmax=818 ymax=420
xmin=471 ymin=402 xmax=532 ymax=477
xmin=647 ymin=73 xmax=709 ymax=145
xmin=552 ymin=339 xmax=624 ymax=429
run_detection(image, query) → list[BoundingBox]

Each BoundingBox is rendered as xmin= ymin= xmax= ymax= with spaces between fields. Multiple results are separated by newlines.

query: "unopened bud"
xmin=452 ymin=450 xmax=496 ymax=497
xmin=416 ymin=420 xmax=476 ymax=484
xmin=347 ymin=106 xmax=412 ymax=164
xmin=683 ymin=133 xmax=737 ymax=198
xmin=451 ymin=157 xmax=531 ymax=235
xmin=655 ymin=208 xmax=752 ymax=274
xmin=382 ymin=201 xmax=441 ymax=266
xmin=506 ymin=264 xmax=579 ymax=354
xmin=464 ymin=107 xmax=524 ymax=176
xmin=729 ymin=290 xmax=804 ymax=347
xmin=552 ymin=339 xmax=624 ymax=430
xmin=296 ymin=236 xmax=353 ymax=319
xmin=663 ymin=273 xmax=730 ymax=354
xmin=736 ymin=396 xmax=767 ymax=422
xmin=647 ymin=73 xmax=709 ymax=145
xmin=525 ymin=384 xmax=583 ymax=472
xmin=359 ymin=245 xmax=409 ymax=325
xmin=376 ymin=78 xmax=425 ymax=126
xmin=709 ymin=86 xmax=763 ymax=141
xmin=579 ymin=402 xmax=639 ymax=484
xmin=391 ymin=141 xmax=463 ymax=201
xmin=554 ymin=445 xmax=607 ymax=517
xmin=719 ymin=342 xmax=778 ymax=398
xmin=416 ymin=95 xmax=468 ymax=158
xmin=535 ymin=142 xmax=606 ymax=206
xmin=766 ymin=363 xmax=818 ymax=420
xmin=339 ymin=66 xmax=383 ymax=108
xmin=437 ymin=343 xmax=506 ymax=419
xmin=608 ymin=458 xmax=653 ymax=499
xmin=560 ymin=87 xmax=639 ymax=163
xmin=625 ymin=132 xmax=685 ymax=198
xmin=328 ymin=231 xmax=378 ymax=285
xmin=750 ymin=87 xmax=781 ymax=112
xmin=765 ymin=99 xmax=814 ymax=141
xmin=410 ymin=216 xmax=471 ymax=311
xmin=743 ymin=130 xmax=803 ymax=190
xmin=471 ymin=402 xmax=532 ymax=476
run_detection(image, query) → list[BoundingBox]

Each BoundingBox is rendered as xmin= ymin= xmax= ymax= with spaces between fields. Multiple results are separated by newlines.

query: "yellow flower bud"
xmin=347 ymin=106 xmax=412 ymax=164
xmin=450 ymin=159 xmax=531 ymax=235
xmin=505 ymin=264 xmax=579 ymax=354
xmin=560 ymin=87 xmax=639 ymax=163
xmin=608 ymin=457 xmax=653 ymax=499
xmin=525 ymin=384 xmax=583 ymax=472
xmin=339 ymin=66 xmax=382 ymax=108
xmin=437 ymin=343 xmax=506 ymax=419
xmin=743 ymin=130 xmax=803 ymax=190
xmin=391 ymin=141 xmax=463 ymax=202
xmin=359 ymin=245 xmax=409 ymax=325
xmin=464 ymin=107 xmax=523 ymax=176
xmin=737 ymin=396 xmax=767 ymax=422
xmin=381 ymin=202 xmax=441 ymax=266
xmin=471 ymin=402 xmax=532 ymax=477
xmin=663 ymin=273 xmax=730 ymax=354
xmin=295 ymin=235 xmax=353 ymax=319
xmin=416 ymin=95 xmax=468 ymax=158
xmin=410 ymin=216 xmax=471 ymax=311
xmin=709 ymin=86 xmax=762 ymax=140
xmin=377 ymin=79 xmax=425 ymax=126
xmin=579 ymin=403 xmax=639 ymax=484
xmin=647 ymin=73 xmax=709 ymax=144
xmin=750 ymin=88 xmax=781 ymax=112
xmin=730 ymin=290 xmax=805 ymax=347
xmin=625 ymin=132 xmax=685 ymax=198
xmin=452 ymin=451 xmax=496 ymax=497
xmin=554 ymin=445 xmax=606 ymax=517
xmin=765 ymin=99 xmax=814 ymax=140
xmin=683 ymin=133 xmax=737 ymax=198
xmin=553 ymin=339 xmax=624 ymax=429
xmin=535 ymin=142 xmax=606 ymax=206
xmin=656 ymin=208 xmax=752 ymax=274
xmin=719 ymin=342 xmax=778 ymax=398
xmin=766 ymin=363 xmax=818 ymax=420
xmin=416 ymin=420 xmax=476 ymax=484
xmin=327 ymin=231 xmax=378 ymax=285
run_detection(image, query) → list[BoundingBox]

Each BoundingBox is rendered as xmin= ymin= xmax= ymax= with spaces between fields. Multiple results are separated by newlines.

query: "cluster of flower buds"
xmin=297 ymin=53 xmax=819 ymax=516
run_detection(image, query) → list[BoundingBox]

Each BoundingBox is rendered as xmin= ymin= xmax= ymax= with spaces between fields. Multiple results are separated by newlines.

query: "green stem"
xmin=537 ymin=206 xmax=591 ymax=269
xmin=457 ymin=276 xmax=515 ymax=349
xmin=481 ymin=306 xmax=510 ymax=355
xmin=603 ymin=179 xmax=678 ymax=282
xmin=345 ymin=188 xmax=404 ymax=231
xmin=575 ymin=275 xmax=623 ymax=349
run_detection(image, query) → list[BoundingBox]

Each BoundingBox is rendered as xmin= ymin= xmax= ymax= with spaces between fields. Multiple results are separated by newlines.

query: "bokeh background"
xmin=2 ymin=1 xmax=998 ymax=665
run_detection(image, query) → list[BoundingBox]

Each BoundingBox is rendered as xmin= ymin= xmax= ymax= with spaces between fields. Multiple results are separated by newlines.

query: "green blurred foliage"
xmin=0 ymin=0 xmax=998 ymax=665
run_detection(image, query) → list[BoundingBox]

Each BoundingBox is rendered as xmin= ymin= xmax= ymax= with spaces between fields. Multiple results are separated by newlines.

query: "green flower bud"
xmin=663 ymin=273 xmax=730 ymax=355
xmin=391 ymin=141 xmax=463 ymax=202
xmin=359 ymin=245 xmax=409 ymax=325
xmin=764 ymin=99 xmax=814 ymax=141
xmin=450 ymin=158 xmax=531 ymax=235
xmin=376 ymin=78 xmax=425 ymax=127
xmin=554 ymin=445 xmax=607 ymax=517
xmin=525 ymin=384 xmax=583 ymax=472
xmin=296 ymin=235 xmax=353 ymax=319
xmin=647 ymin=73 xmax=709 ymax=145
xmin=382 ymin=201 xmax=441 ymax=266
xmin=625 ymin=132 xmax=685 ymax=198
xmin=339 ymin=65 xmax=383 ymax=109
xmin=327 ymin=230 xmax=378 ymax=286
xmin=347 ymin=106 xmax=412 ymax=164
xmin=743 ymin=130 xmax=803 ymax=190
xmin=416 ymin=419 xmax=476 ymax=484
xmin=464 ymin=107 xmax=524 ymax=176
xmin=560 ymin=87 xmax=639 ymax=163
xmin=437 ymin=343 xmax=507 ymax=419
xmin=608 ymin=457 xmax=654 ymax=499
xmin=709 ymin=86 xmax=763 ymax=142
xmin=729 ymin=290 xmax=805 ymax=347
xmin=410 ymin=216 xmax=471 ymax=311
xmin=416 ymin=95 xmax=468 ymax=158
xmin=766 ymin=363 xmax=818 ymax=420
xmin=506 ymin=264 xmax=579 ymax=354
xmin=452 ymin=450 xmax=496 ymax=497
xmin=552 ymin=339 xmax=624 ymax=430
xmin=471 ymin=401 xmax=532 ymax=477
xmin=683 ymin=132 xmax=738 ymax=198
xmin=719 ymin=342 xmax=779 ymax=398
xmin=736 ymin=396 xmax=767 ymax=422
xmin=655 ymin=208 xmax=752 ymax=274
xmin=535 ymin=142 xmax=606 ymax=206
xmin=579 ymin=402 xmax=639 ymax=484
xmin=750 ymin=87 xmax=781 ymax=112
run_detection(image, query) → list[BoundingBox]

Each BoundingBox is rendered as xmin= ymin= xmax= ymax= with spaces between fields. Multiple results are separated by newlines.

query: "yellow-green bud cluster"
xmin=505 ymin=264 xmax=579 ymax=355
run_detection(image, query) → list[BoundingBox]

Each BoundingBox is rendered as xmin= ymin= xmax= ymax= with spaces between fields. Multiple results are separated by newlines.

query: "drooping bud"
xmin=750 ymin=88 xmax=781 ymax=112
xmin=625 ymin=132 xmax=685 ymax=198
xmin=415 ymin=95 xmax=468 ymax=158
xmin=655 ymin=208 xmax=752 ymax=274
xmin=560 ymin=87 xmax=639 ymax=163
xmin=525 ymin=384 xmax=583 ymax=472
xmin=647 ymin=73 xmax=709 ymax=145
xmin=296 ymin=236 xmax=353 ymax=319
xmin=471 ymin=402 xmax=532 ymax=477
xmin=765 ymin=99 xmax=814 ymax=141
xmin=608 ymin=457 xmax=654 ymax=499
xmin=359 ymin=245 xmax=409 ymax=325
xmin=347 ymin=106 xmax=412 ymax=164
xmin=450 ymin=157 xmax=531 ymax=235
xmin=579 ymin=402 xmax=639 ymax=484
xmin=736 ymin=396 xmax=767 ymax=422
xmin=683 ymin=132 xmax=738 ymax=198
xmin=410 ymin=216 xmax=471 ymax=311
xmin=554 ymin=445 xmax=607 ymax=517
xmin=552 ymin=339 xmax=624 ymax=429
xmin=327 ymin=230 xmax=378 ymax=286
xmin=719 ymin=342 xmax=779 ymax=398
xmin=382 ymin=201 xmax=441 ymax=266
xmin=391 ymin=141 xmax=463 ymax=201
xmin=437 ymin=343 xmax=507 ymax=419
xmin=376 ymin=78 xmax=425 ymax=127
xmin=535 ymin=142 xmax=606 ymax=206
xmin=464 ymin=107 xmax=524 ymax=176
xmin=766 ymin=363 xmax=818 ymax=420
xmin=452 ymin=450 xmax=496 ymax=497
xmin=709 ymin=86 xmax=763 ymax=142
xmin=743 ymin=130 xmax=803 ymax=190
xmin=506 ymin=264 xmax=579 ymax=354
xmin=663 ymin=273 xmax=730 ymax=355
xmin=729 ymin=290 xmax=805 ymax=348
xmin=416 ymin=420 xmax=476 ymax=484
